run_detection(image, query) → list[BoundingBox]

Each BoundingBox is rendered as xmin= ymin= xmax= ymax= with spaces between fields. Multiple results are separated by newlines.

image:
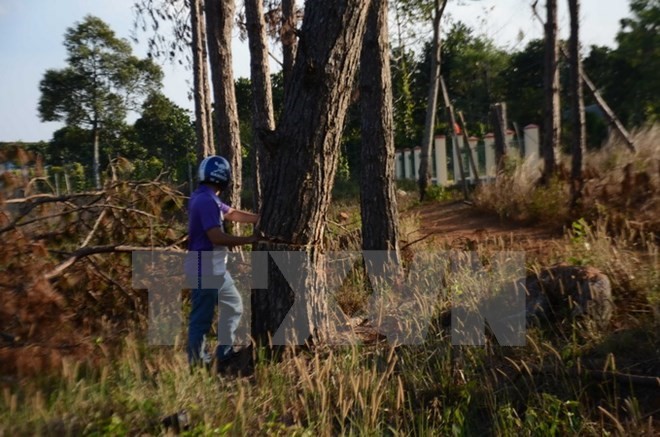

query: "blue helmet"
xmin=198 ymin=155 xmax=231 ymax=189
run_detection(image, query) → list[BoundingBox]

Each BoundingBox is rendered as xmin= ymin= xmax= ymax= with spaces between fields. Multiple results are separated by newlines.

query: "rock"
xmin=525 ymin=264 xmax=613 ymax=328
xmin=161 ymin=410 xmax=190 ymax=433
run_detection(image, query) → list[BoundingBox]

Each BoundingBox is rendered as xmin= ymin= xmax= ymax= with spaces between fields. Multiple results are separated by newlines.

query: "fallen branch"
xmin=44 ymin=244 xmax=185 ymax=281
xmin=80 ymin=208 xmax=108 ymax=247
xmin=500 ymin=358 xmax=660 ymax=388
xmin=4 ymin=191 xmax=105 ymax=205
xmin=85 ymin=257 xmax=136 ymax=303
xmin=401 ymin=230 xmax=444 ymax=251
xmin=0 ymin=202 xmax=158 ymax=235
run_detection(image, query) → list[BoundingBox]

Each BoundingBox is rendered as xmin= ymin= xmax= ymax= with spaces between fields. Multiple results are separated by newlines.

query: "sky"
xmin=0 ymin=0 xmax=633 ymax=143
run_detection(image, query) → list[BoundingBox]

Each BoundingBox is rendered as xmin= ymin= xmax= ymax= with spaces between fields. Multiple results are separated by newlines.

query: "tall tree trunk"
xmin=359 ymin=0 xmax=400 ymax=258
xmin=205 ymin=0 xmax=242 ymax=211
xmin=281 ymin=0 xmax=298 ymax=91
xmin=542 ymin=0 xmax=561 ymax=184
xmin=440 ymin=76 xmax=468 ymax=198
xmin=190 ymin=0 xmax=214 ymax=162
xmin=392 ymin=2 xmax=416 ymax=142
xmin=245 ymin=0 xmax=275 ymax=212
xmin=491 ymin=102 xmax=508 ymax=172
xmin=418 ymin=0 xmax=447 ymax=201
xmin=569 ymin=0 xmax=586 ymax=206
xmin=252 ymin=0 xmax=371 ymax=346
xmin=92 ymin=120 xmax=101 ymax=188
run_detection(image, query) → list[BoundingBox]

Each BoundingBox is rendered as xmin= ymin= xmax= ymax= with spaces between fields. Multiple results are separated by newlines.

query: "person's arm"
xmin=206 ymin=226 xmax=259 ymax=247
xmin=224 ymin=208 xmax=259 ymax=224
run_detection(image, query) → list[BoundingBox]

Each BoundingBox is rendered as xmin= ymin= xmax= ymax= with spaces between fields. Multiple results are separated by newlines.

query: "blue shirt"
xmin=185 ymin=184 xmax=231 ymax=277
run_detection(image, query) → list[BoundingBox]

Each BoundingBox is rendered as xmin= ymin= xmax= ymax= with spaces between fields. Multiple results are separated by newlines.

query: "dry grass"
xmin=1 ymin=142 xmax=659 ymax=435
xmin=474 ymin=126 xmax=660 ymax=232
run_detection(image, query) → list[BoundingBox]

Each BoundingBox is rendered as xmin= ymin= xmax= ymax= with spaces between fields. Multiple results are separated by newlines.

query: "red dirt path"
xmin=408 ymin=201 xmax=564 ymax=258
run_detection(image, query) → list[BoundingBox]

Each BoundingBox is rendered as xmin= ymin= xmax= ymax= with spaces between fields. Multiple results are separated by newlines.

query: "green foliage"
xmin=441 ymin=22 xmax=511 ymax=127
xmin=524 ymin=394 xmax=584 ymax=435
xmin=47 ymin=126 xmax=92 ymax=166
xmin=39 ymin=15 xmax=162 ymax=129
xmin=65 ymin=162 xmax=88 ymax=192
xmin=133 ymin=92 xmax=195 ymax=183
xmin=38 ymin=15 xmax=162 ymax=184
xmin=503 ymin=39 xmax=545 ymax=126
xmin=391 ymin=47 xmax=421 ymax=148
xmin=567 ymin=218 xmax=591 ymax=265
xmin=424 ymin=184 xmax=450 ymax=202
xmin=336 ymin=152 xmax=351 ymax=183
xmin=232 ymin=73 xmax=284 ymax=182
xmin=133 ymin=156 xmax=164 ymax=181
xmin=584 ymin=0 xmax=660 ymax=127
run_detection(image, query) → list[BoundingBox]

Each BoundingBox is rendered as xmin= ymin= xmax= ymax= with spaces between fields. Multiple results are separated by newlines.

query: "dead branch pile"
xmin=1 ymin=156 xmax=187 ymax=376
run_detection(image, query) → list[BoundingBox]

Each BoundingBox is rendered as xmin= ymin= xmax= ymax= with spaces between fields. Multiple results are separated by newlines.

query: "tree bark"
xmin=252 ymin=0 xmax=372 ymax=346
xmin=440 ymin=76 xmax=468 ymax=199
xmin=569 ymin=0 xmax=586 ymax=206
xmin=205 ymin=0 xmax=242 ymax=211
xmin=190 ymin=0 xmax=215 ymax=162
xmin=359 ymin=0 xmax=400 ymax=258
xmin=245 ymin=0 xmax=275 ymax=212
xmin=456 ymin=111 xmax=480 ymax=186
xmin=418 ymin=0 xmax=447 ymax=201
xmin=92 ymin=119 xmax=101 ymax=189
xmin=530 ymin=4 xmax=635 ymax=152
xmin=281 ymin=0 xmax=298 ymax=92
xmin=542 ymin=0 xmax=561 ymax=184
xmin=392 ymin=2 xmax=416 ymax=142
xmin=491 ymin=102 xmax=508 ymax=173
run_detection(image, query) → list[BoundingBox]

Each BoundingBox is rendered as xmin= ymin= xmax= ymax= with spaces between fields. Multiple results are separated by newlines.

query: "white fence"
xmin=395 ymin=124 xmax=540 ymax=185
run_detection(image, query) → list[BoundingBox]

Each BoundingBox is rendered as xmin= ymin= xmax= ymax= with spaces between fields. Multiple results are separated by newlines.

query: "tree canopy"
xmin=584 ymin=0 xmax=659 ymax=126
xmin=39 ymin=15 xmax=162 ymax=186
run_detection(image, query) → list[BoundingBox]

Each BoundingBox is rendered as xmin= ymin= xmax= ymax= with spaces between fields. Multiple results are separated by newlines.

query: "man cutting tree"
xmin=184 ymin=155 xmax=263 ymax=372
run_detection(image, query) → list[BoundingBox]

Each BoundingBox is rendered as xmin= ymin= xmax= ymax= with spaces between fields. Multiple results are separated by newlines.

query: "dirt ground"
xmin=406 ymin=200 xmax=564 ymax=259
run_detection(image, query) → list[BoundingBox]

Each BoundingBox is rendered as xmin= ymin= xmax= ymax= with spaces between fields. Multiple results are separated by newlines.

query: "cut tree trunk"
xmin=205 ymin=0 xmax=242 ymax=211
xmin=359 ymin=0 xmax=400 ymax=258
xmin=252 ymin=0 xmax=372 ymax=346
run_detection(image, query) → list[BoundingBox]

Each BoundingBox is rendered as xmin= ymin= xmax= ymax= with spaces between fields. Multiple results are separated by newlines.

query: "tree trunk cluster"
xmin=182 ymin=0 xmax=403 ymax=345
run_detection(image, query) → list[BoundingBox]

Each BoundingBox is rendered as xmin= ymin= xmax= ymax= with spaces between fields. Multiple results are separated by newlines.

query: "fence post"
xmin=456 ymin=111 xmax=481 ymax=185
xmin=414 ymin=147 xmax=421 ymax=180
xmin=484 ymin=133 xmax=496 ymax=178
xmin=54 ymin=172 xmax=60 ymax=196
xmin=403 ymin=149 xmax=413 ymax=180
xmin=434 ymin=135 xmax=448 ymax=186
xmin=395 ymin=151 xmax=403 ymax=180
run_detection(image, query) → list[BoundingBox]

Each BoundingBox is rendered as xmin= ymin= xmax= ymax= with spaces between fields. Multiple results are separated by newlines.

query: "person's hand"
xmin=249 ymin=230 xmax=268 ymax=243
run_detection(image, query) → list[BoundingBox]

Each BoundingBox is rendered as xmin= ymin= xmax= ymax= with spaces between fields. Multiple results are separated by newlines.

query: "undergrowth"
xmin=1 ymin=143 xmax=659 ymax=435
xmin=474 ymin=126 xmax=660 ymax=232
